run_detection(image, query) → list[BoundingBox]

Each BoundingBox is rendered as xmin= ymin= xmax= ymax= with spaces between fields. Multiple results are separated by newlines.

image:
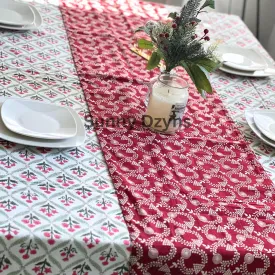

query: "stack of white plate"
xmin=0 ymin=0 xmax=42 ymax=31
xmin=218 ymin=45 xmax=275 ymax=78
xmin=245 ymin=109 xmax=275 ymax=148
xmin=0 ymin=97 xmax=86 ymax=148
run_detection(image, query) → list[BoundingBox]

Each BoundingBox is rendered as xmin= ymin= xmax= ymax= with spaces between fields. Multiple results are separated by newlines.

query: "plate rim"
xmin=253 ymin=110 xmax=275 ymax=142
xmin=245 ymin=109 xmax=275 ymax=148
xmin=0 ymin=6 xmax=42 ymax=31
xmin=0 ymin=98 xmax=86 ymax=148
xmin=1 ymin=98 xmax=77 ymax=140
xmin=219 ymin=65 xmax=274 ymax=77
xmin=0 ymin=1 xmax=34 ymax=26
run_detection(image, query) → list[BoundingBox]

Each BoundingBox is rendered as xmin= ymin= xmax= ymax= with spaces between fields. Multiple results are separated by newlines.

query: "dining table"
xmin=0 ymin=0 xmax=275 ymax=274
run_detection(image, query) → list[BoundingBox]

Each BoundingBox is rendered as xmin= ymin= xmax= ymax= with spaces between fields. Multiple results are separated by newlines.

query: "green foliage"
xmin=147 ymin=51 xmax=161 ymax=70
xmin=168 ymin=12 xmax=177 ymax=19
xmin=138 ymin=39 xmax=154 ymax=49
xmin=136 ymin=0 xmax=220 ymax=96
xmin=201 ymin=0 xmax=215 ymax=9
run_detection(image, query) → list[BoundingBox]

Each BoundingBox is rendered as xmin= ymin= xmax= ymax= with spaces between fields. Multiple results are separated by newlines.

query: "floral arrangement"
xmin=136 ymin=0 xmax=221 ymax=96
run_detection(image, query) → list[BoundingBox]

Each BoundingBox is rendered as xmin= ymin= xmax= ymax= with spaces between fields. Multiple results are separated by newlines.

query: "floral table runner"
xmin=60 ymin=0 xmax=275 ymax=274
xmin=0 ymin=1 xmax=131 ymax=274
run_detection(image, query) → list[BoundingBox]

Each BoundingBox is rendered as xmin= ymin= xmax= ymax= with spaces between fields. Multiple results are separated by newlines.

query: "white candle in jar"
xmin=144 ymin=74 xmax=189 ymax=134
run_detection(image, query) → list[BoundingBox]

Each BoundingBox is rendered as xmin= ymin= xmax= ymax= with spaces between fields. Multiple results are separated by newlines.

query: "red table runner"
xmin=60 ymin=0 xmax=275 ymax=274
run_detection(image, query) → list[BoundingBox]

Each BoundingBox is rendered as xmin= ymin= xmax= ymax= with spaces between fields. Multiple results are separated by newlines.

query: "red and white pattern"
xmin=60 ymin=0 xmax=275 ymax=274
xmin=0 ymin=1 xmax=131 ymax=274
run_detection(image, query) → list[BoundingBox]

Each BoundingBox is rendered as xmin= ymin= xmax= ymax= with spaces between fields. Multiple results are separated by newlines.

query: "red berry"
xmin=159 ymin=33 xmax=164 ymax=38
xmin=164 ymin=33 xmax=169 ymax=38
xmin=23 ymin=254 xmax=29 ymax=259
xmin=204 ymin=29 xmax=209 ymax=34
xmin=191 ymin=21 xmax=196 ymax=26
xmin=204 ymin=36 xmax=210 ymax=41
xmin=30 ymin=249 xmax=37 ymax=254
xmin=172 ymin=23 xmax=177 ymax=29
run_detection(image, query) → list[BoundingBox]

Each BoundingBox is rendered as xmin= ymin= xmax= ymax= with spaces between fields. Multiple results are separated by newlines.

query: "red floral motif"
xmin=42 ymin=227 xmax=61 ymax=245
xmin=19 ymin=239 xmax=39 ymax=259
xmin=42 ymin=76 xmax=56 ymax=85
xmin=77 ymin=207 xmax=95 ymax=220
xmin=40 ymin=203 xmax=58 ymax=217
xmin=22 ymin=214 xmax=41 ymax=228
xmin=11 ymin=59 xmax=25 ymax=67
xmin=0 ymin=199 xmax=17 ymax=212
xmin=74 ymin=95 xmax=85 ymax=103
xmin=61 ymin=217 xmax=81 ymax=233
xmin=60 ymin=244 xmax=77 ymax=261
xmin=85 ymin=142 xmax=100 ymax=152
xmin=12 ymin=73 xmax=27 ymax=81
xmin=19 ymin=149 xmax=35 ymax=161
xmin=99 ymin=248 xmax=118 ymax=266
xmin=0 ymin=140 xmax=16 ymax=149
xmin=75 ymin=186 xmax=92 ymax=199
xmin=56 ymin=174 xmax=74 ymax=187
xmin=0 ymin=76 xmax=11 ymax=85
xmin=0 ymin=223 xmax=19 ymax=240
xmin=72 ymin=262 xmax=91 ymax=275
xmin=0 ymin=254 xmax=11 ymax=272
xmin=0 ymin=157 xmax=16 ymax=168
xmin=90 ymin=160 xmax=105 ymax=170
xmin=14 ymin=86 xmax=29 ymax=95
xmin=25 ymin=68 xmax=40 ymax=75
xmin=54 ymin=155 xmax=69 ymax=165
xmin=36 ymin=162 xmax=54 ymax=174
xmin=33 ymin=30 xmax=46 ymax=37
xmin=68 ymin=148 xmax=85 ymax=158
xmin=20 ymin=170 xmax=37 ymax=182
xmin=60 ymin=99 xmax=73 ymax=107
xmin=32 ymin=259 xmax=52 ymax=275
xmin=21 ymin=190 xmax=39 ymax=203
xmin=22 ymin=44 xmax=35 ymax=51
xmin=96 ymin=198 xmax=113 ymax=210
xmin=82 ymin=232 xmax=100 ymax=249
xmin=70 ymin=166 xmax=87 ymax=178
xmin=59 ymin=195 xmax=74 ymax=206
xmin=10 ymin=48 xmax=22 ymax=55
xmin=0 ymin=177 xmax=17 ymax=190
xmin=58 ymin=85 xmax=71 ymax=94
xmin=93 ymin=178 xmax=109 ymax=190
xmin=27 ymin=81 xmax=43 ymax=90
xmin=25 ymin=56 xmax=37 ymax=63
xmin=36 ymin=147 xmax=52 ymax=154
xmin=38 ymin=182 xmax=56 ymax=195
xmin=101 ymin=221 xmax=119 ymax=236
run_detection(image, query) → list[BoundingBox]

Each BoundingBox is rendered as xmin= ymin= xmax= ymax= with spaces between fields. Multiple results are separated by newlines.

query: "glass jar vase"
xmin=143 ymin=73 xmax=189 ymax=134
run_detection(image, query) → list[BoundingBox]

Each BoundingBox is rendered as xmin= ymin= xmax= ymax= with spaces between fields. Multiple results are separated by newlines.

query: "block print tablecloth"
xmin=60 ymin=0 xmax=275 ymax=274
xmin=0 ymin=0 xmax=275 ymax=275
xmin=0 ymin=1 xmax=131 ymax=275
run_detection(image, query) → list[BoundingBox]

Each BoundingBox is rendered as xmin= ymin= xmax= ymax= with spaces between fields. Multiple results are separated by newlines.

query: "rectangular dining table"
xmin=0 ymin=0 xmax=275 ymax=274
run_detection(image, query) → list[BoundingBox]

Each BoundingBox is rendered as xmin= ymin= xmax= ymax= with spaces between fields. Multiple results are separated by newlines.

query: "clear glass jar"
xmin=143 ymin=73 xmax=189 ymax=134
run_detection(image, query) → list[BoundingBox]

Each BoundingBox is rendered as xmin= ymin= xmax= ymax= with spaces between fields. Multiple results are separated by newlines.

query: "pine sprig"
xmin=135 ymin=0 xmax=221 ymax=97
xmin=180 ymin=0 xmax=201 ymax=25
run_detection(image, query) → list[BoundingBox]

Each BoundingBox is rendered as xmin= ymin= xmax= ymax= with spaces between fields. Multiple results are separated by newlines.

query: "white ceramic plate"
xmin=218 ymin=45 xmax=267 ymax=71
xmin=0 ymin=0 xmax=34 ymax=26
xmin=253 ymin=110 xmax=275 ymax=141
xmin=245 ymin=109 xmax=275 ymax=148
xmin=0 ymin=98 xmax=86 ymax=148
xmin=0 ymin=6 xmax=42 ymax=30
xmin=219 ymin=64 xmax=275 ymax=77
xmin=2 ymin=98 xmax=77 ymax=139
